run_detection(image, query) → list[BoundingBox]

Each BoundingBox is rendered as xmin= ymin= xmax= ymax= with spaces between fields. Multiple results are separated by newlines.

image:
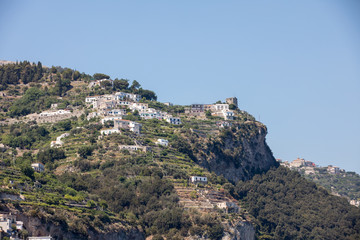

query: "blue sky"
xmin=1 ymin=1 xmax=359 ymax=173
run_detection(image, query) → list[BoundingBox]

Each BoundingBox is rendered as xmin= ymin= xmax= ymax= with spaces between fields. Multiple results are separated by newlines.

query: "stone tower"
xmin=226 ymin=97 xmax=238 ymax=108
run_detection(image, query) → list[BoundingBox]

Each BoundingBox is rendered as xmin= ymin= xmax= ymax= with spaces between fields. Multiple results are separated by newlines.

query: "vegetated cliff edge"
xmin=178 ymin=121 xmax=278 ymax=183
xmin=1 ymin=204 xmax=145 ymax=240
xmin=19 ymin=214 xmax=144 ymax=240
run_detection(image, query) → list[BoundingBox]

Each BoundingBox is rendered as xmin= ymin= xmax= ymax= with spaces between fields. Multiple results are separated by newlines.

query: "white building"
xmin=118 ymin=101 xmax=131 ymax=106
xmin=0 ymin=213 xmax=23 ymax=234
xmin=101 ymin=116 xmax=123 ymax=124
xmin=140 ymin=111 xmax=165 ymax=120
xmin=216 ymin=201 xmax=239 ymax=213
xmin=119 ymin=145 xmax=150 ymax=152
xmin=350 ymin=200 xmax=360 ymax=207
xmin=327 ymin=165 xmax=340 ymax=174
xmin=304 ymin=167 xmax=316 ymax=175
xmin=100 ymin=128 xmax=120 ymax=135
xmin=190 ymin=176 xmax=207 ymax=184
xmin=156 ymin=139 xmax=169 ymax=147
xmin=114 ymin=119 xmax=141 ymax=134
xmin=51 ymin=133 xmax=69 ymax=148
xmin=165 ymin=116 xmax=181 ymax=125
xmin=129 ymin=102 xmax=148 ymax=111
xmin=290 ymin=158 xmax=305 ymax=168
xmin=39 ymin=110 xmax=71 ymax=117
xmin=57 ymin=133 xmax=69 ymax=142
xmin=85 ymin=96 xmax=99 ymax=104
xmin=27 ymin=237 xmax=53 ymax=240
xmin=115 ymin=92 xmax=141 ymax=102
xmin=211 ymin=104 xmax=229 ymax=112
xmin=31 ymin=163 xmax=45 ymax=173
xmin=50 ymin=141 xmax=60 ymax=148
xmin=222 ymin=110 xmax=234 ymax=120
xmin=216 ymin=121 xmax=232 ymax=128
xmin=87 ymin=111 xmax=102 ymax=120
xmin=104 ymin=109 xmax=126 ymax=116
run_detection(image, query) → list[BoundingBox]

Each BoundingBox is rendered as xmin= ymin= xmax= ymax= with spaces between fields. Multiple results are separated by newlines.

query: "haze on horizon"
xmin=0 ymin=0 xmax=359 ymax=173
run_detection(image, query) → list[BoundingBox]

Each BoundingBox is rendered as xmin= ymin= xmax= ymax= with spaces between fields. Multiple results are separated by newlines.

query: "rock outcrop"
xmin=187 ymin=121 xmax=278 ymax=183
xmin=222 ymin=221 xmax=255 ymax=240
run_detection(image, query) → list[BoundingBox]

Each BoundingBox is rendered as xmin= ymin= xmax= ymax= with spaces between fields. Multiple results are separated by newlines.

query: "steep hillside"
xmin=234 ymin=167 xmax=360 ymax=240
xmin=0 ymin=61 xmax=359 ymax=240
xmin=176 ymin=121 xmax=277 ymax=182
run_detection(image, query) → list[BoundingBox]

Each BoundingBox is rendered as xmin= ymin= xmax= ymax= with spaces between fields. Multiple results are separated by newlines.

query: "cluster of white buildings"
xmin=279 ymin=158 xmax=345 ymax=176
xmin=85 ymin=91 xmax=182 ymax=136
xmin=0 ymin=213 xmax=23 ymax=235
xmin=39 ymin=109 xmax=71 ymax=117
xmin=278 ymin=158 xmax=318 ymax=175
xmin=85 ymin=92 xmax=141 ymax=109
xmin=185 ymin=97 xmax=238 ymax=120
xmin=327 ymin=165 xmax=341 ymax=174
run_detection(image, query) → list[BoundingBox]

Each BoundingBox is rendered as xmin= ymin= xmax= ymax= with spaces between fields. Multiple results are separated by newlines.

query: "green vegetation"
xmin=1 ymin=122 xmax=50 ymax=149
xmin=301 ymin=168 xmax=360 ymax=200
xmin=0 ymin=61 xmax=359 ymax=239
xmin=0 ymin=61 xmax=43 ymax=89
xmin=234 ymin=167 xmax=360 ymax=239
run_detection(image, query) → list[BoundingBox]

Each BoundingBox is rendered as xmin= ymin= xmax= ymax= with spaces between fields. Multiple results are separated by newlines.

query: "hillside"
xmin=280 ymin=158 xmax=360 ymax=207
xmin=0 ymin=61 xmax=359 ymax=240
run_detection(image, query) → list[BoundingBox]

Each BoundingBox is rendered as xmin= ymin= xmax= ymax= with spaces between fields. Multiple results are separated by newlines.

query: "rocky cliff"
xmin=1 ymin=204 xmax=144 ymax=240
xmin=185 ymin=121 xmax=278 ymax=183
xmin=223 ymin=221 xmax=255 ymax=240
xmin=18 ymin=213 xmax=145 ymax=240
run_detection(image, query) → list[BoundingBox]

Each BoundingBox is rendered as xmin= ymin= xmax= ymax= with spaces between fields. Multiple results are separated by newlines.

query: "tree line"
xmin=233 ymin=166 xmax=360 ymax=240
xmin=0 ymin=61 xmax=43 ymax=90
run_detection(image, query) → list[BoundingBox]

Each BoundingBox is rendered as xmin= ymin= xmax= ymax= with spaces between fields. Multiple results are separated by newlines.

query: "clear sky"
xmin=1 ymin=1 xmax=359 ymax=173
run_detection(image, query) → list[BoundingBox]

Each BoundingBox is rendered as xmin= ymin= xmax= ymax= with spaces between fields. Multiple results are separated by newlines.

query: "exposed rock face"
xmin=190 ymin=121 xmax=278 ymax=183
xmin=16 ymin=213 xmax=145 ymax=240
xmin=222 ymin=221 xmax=255 ymax=240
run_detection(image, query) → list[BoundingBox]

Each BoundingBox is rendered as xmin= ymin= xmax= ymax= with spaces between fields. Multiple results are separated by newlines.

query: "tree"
xmin=21 ymin=165 xmax=35 ymax=181
xmin=229 ymin=104 xmax=237 ymax=110
xmin=130 ymin=80 xmax=141 ymax=91
xmin=37 ymin=148 xmax=66 ymax=164
xmin=93 ymin=73 xmax=110 ymax=80
xmin=73 ymin=70 xmax=81 ymax=80
xmin=138 ymin=89 xmax=157 ymax=101
xmin=55 ymin=119 xmax=72 ymax=131
xmin=62 ymin=69 xmax=73 ymax=80
xmin=113 ymin=79 xmax=129 ymax=90
xmin=78 ymin=146 xmax=94 ymax=158
xmin=100 ymin=80 xmax=113 ymax=90
xmin=205 ymin=110 xmax=212 ymax=118
xmin=50 ymin=66 xmax=57 ymax=73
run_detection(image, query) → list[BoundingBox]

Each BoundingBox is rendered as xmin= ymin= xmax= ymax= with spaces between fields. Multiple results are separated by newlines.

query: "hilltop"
xmin=0 ymin=61 xmax=359 ymax=240
xmin=279 ymin=158 xmax=360 ymax=207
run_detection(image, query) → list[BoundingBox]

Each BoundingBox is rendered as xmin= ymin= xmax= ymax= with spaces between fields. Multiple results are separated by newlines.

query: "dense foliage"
xmin=0 ymin=61 xmax=43 ymax=89
xmin=1 ymin=123 xmax=50 ymax=149
xmin=234 ymin=166 xmax=360 ymax=240
xmin=301 ymin=168 xmax=360 ymax=200
xmin=1 ymin=61 xmax=359 ymax=240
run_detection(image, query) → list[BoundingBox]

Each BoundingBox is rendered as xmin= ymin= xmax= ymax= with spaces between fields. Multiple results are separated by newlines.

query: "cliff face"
xmin=16 ymin=212 xmax=145 ymax=240
xmin=189 ymin=121 xmax=277 ymax=183
xmin=223 ymin=221 xmax=255 ymax=240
